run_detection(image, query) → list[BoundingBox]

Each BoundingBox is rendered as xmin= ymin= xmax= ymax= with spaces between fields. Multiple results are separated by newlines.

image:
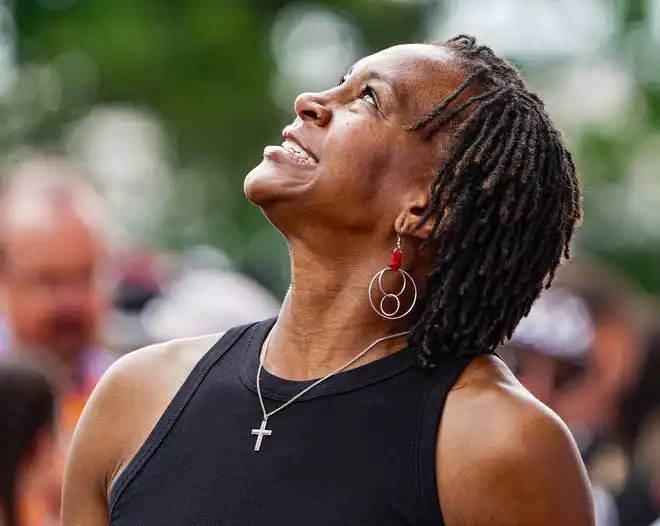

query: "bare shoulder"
xmin=437 ymin=355 xmax=594 ymax=526
xmin=62 ymin=333 xmax=222 ymax=524
xmin=88 ymin=333 xmax=222 ymax=490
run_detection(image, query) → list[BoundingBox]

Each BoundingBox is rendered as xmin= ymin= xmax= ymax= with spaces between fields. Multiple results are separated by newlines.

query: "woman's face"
xmin=244 ymin=44 xmax=469 ymax=239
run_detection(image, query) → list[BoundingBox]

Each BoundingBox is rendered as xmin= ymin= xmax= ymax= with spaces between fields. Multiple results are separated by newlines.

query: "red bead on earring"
xmin=389 ymin=249 xmax=402 ymax=271
xmin=388 ymin=233 xmax=403 ymax=271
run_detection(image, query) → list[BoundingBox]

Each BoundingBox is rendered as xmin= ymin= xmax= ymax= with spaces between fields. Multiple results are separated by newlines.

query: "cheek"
xmin=320 ymin=122 xmax=393 ymax=199
xmin=8 ymin=286 xmax=48 ymax=319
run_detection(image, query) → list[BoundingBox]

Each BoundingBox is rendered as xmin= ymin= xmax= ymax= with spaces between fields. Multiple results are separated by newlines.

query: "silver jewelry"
xmin=368 ymin=233 xmax=418 ymax=320
xmin=251 ymin=327 xmax=409 ymax=451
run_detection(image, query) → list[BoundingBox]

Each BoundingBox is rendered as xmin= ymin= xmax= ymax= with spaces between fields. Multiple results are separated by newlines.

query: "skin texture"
xmin=62 ymin=43 xmax=594 ymax=525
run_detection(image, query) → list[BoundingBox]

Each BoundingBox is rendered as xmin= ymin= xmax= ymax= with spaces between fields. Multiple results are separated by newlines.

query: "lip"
xmin=282 ymin=126 xmax=319 ymax=163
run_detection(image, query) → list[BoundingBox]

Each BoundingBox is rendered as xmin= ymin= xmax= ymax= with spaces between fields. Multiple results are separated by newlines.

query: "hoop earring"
xmin=368 ymin=233 xmax=418 ymax=320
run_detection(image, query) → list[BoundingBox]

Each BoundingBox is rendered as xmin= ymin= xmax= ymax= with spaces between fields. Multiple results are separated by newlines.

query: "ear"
xmin=394 ymin=192 xmax=450 ymax=241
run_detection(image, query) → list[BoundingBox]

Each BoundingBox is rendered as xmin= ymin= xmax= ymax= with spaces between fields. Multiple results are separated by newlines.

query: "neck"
xmin=263 ymin=241 xmax=417 ymax=381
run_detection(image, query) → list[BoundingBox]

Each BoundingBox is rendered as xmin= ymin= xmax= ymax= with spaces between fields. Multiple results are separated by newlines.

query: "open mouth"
xmin=264 ymin=129 xmax=319 ymax=167
xmin=280 ymin=139 xmax=317 ymax=165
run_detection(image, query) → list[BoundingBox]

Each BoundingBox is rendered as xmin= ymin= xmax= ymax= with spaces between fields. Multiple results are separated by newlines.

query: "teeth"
xmin=281 ymin=139 xmax=314 ymax=162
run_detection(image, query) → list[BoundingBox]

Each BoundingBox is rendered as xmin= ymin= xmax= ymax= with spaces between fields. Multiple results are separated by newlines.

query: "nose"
xmin=294 ymin=92 xmax=332 ymax=127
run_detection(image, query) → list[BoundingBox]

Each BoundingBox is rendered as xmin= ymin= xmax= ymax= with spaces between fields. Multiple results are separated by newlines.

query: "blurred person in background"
xmin=0 ymin=156 xmax=116 ymax=418
xmin=64 ymin=36 xmax=592 ymax=525
xmin=104 ymin=247 xmax=281 ymax=354
xmin=0 ymin=156 xmax=117 ymax=523
xmin=0 ymin=363 xmax=58 ymax=526
xmin=104 ymin=252 xmax=167 ymax=355
xmin=141 ymin=245 xmax=280 ymax=342
xmin=617 ymin=321 xmax=660 ymax=526
xmin=501 ymin=258 xmax=646 ymax=526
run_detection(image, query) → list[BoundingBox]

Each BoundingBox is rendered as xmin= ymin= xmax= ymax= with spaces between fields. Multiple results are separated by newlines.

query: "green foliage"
xmin=10 ymin=0 xmax=660 ymax=295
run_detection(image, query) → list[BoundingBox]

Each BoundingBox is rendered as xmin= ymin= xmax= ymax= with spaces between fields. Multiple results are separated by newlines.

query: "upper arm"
xmin=437 ymin=372 xmax=595 ymax=526
xmin=62 ymin=333 xmax=221 ymax=526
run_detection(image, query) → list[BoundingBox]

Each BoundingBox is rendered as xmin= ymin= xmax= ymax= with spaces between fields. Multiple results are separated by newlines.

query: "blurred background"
xmin=1 ymin=0 xmax=660 ymax=525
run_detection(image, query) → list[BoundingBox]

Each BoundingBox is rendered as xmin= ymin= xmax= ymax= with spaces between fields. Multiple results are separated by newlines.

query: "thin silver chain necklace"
xmin=251 ymin=328 xmax=410 ymax=451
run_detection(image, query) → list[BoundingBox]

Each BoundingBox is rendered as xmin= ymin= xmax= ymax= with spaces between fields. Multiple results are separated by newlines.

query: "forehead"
xmin=4 ymin=213 xmax=102 ymax=270
xmin=351 ymin=44 xmax=467 ymax=119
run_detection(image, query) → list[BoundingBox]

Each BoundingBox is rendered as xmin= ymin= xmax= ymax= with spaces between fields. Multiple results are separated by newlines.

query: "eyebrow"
xmin=344 ymin=66 xmax=402 ymax=105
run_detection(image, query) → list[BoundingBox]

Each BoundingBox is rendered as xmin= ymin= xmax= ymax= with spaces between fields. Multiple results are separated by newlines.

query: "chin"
xmin=244 ymin=159 xmax=317 ymax=207
xmin=243 ymin=162 xmax=274 ymax=205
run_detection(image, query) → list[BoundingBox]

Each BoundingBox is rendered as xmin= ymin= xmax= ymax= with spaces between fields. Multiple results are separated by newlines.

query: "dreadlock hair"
xmin=407 ymin=35 xmax=583 ymax=367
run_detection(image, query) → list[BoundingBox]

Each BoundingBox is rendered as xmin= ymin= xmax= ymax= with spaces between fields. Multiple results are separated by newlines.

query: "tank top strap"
xmin=108 ymin=320 xmax=260 ymax=513
xmin=416 ymin=356 xmax=474 ymax=526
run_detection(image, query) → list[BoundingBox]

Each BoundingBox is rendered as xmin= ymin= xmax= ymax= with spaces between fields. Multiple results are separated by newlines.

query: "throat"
xmin=265 ymin=239 xmax=418 ymax=381
xmin=262 ymin=296 xmax=411 ymax=382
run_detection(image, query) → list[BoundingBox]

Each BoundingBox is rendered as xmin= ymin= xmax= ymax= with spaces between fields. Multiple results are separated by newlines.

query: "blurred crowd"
xmin=0 ymin=155 xmax=280 ymax=526
xmin=1 ymin=155 xmax=660 ymax=526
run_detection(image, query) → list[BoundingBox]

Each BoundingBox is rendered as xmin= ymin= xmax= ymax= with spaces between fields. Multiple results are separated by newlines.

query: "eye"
xmin=339 ymin=75 xmax=348 ymax=86
xmin=361 ymin=85 xmax=377 ymax=107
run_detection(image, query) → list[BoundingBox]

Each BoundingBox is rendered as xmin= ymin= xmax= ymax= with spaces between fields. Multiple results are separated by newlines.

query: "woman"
xmin=63 ymin=36 xmax=594 ymax=525
xmin=0 ymin=364 xmax=59 ymax=526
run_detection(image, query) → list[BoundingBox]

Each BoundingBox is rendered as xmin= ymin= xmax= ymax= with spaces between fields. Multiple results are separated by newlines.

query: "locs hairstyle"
xmin=408 ymin=35 xmax=583 ymax=367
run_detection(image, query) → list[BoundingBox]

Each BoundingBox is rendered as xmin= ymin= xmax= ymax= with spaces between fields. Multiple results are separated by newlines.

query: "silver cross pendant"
xmin=251 ymin=418 xmax=272 ymax=451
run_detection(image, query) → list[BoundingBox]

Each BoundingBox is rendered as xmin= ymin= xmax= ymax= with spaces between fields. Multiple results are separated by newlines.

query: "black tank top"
xmin=109 ymin=318 xmax=473 ymax=525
